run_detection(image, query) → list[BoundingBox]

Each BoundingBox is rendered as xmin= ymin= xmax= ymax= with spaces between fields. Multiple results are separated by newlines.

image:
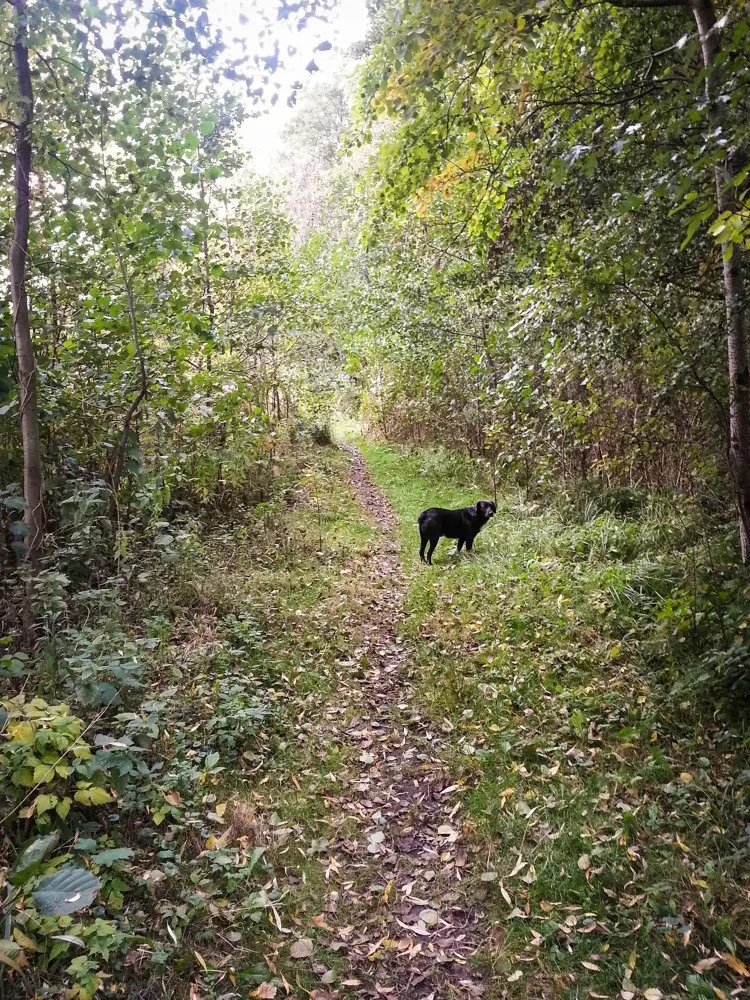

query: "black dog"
xmin=418 ymin=500 xmax=497 ymax=565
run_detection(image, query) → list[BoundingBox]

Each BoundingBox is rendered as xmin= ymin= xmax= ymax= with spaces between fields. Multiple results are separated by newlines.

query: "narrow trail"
xmin=316 ymin=445 xmax=486 ymax=999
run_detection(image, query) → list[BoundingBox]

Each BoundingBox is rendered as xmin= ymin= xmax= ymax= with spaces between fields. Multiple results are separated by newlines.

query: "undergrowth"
xmin=357 ymin=439 xmax=750 ymax=1000
xmin=0 ymin=439 xmax=371 ymax=1000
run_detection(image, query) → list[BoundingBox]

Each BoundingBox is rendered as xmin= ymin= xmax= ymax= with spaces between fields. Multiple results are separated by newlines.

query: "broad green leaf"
xmin=31 ymin=867 xmax=101 ymax=916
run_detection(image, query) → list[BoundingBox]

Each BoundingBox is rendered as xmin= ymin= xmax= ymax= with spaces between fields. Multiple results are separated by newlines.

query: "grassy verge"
xmin=1 ymin=442 xmax=374 ymax=1000
xmin=356 ymin=439 xmax=750 ymax=1000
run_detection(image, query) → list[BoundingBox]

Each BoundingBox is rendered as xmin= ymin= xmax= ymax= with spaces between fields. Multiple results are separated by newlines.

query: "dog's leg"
xmin=456 ymin=538 xmax=464 ymax=554
xmin=419 ymin=530 xmax=427 ymax=562
xmin=426 ymin=538 xmax=437 ymax=565
xmin=466 ymin=535 xmax=475 ymax=552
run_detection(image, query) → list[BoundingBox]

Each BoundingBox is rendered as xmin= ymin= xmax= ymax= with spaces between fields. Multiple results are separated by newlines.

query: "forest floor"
xmin=187 ymin=438 xmax=747 ymax=1000
xmin=15 ymin=438 xmax=747 ymax=1000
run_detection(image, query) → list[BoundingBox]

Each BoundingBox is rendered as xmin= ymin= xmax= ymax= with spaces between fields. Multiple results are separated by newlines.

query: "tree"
xmin=8 ymin=0 xmax=44 ymax=568
xmin=610 ymin=0 xmax=750 ymax=554
xmin=351 ymin=0 xmax=750 ymax=552
xmin=0 ymin=0 xmax=335 ymax=576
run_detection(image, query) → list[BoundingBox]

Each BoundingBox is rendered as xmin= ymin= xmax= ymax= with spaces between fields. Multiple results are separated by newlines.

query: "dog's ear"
xmin=490 ymin=501 xmax=497 ymax=514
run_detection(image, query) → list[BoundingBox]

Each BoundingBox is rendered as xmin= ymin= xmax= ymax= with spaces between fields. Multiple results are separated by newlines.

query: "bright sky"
xmin=208 ymin=0 xmax=370 ymax=172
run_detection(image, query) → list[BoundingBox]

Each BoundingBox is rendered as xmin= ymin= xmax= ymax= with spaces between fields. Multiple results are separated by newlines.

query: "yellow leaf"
xmin=205 ymin=834 xmax=217 ymax=851
xmin=215 ymin=801 xmax=227 ymax=818
xmin=722 ymin=953 xmax=749 ymax=977
xmin=35 ymin=793 xmax=58 ymax=816
xmin=8 ymin=720 xmax=35 ymax=744
xmin=12 ymin=928 xmax=37 ymax=951
xmin=56 ymin=797 xmax=72 ymax=820
xmin=74 ymin=789 xmax=92 ymax=807
xmin=88 ymin=787 xmax=111 ymax=806
xmin=194 ymin=950 xmax=208 ymax=971
xmin=0 ymin=940 xmax=24 ymax=973
xmin=0 ymin=952 xmax=23 ymax=973
xmin=679 ymin=772 xmax=694 ymax=783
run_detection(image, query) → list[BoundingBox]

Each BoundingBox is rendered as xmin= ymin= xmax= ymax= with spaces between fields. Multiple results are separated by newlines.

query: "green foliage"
xmin=360 ymin=439 xmax=750 ymax=1000
xmin=3 ymin=0 xmax=750 ymax=995
xmin=0 ymin=697 xmax=112 ymax=827
xmin=283 ymin=0 xmax=750 ymax=528
xmin=0 ymin=441 xmax=365 ymax=996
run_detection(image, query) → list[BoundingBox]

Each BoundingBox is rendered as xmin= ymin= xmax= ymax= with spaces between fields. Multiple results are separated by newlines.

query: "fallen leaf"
xmin=582 ymin=961 xmax=600 ymax=971
xmin=164 ymin=791 xmax=181 ymax=806
xmin=679 ymin=772 xmax=694 ymax=783
xmin=508 ymin=969 xmax=523 ymax=983
xmin=420 ymin=909 xmax=439 ymax=927
xmin=480 ymin=871 xmax=498 ymax=882
xmin=215 ymin=801 xmax=227 ymax=818
xmin=722 ymin=953 xmax=750 ymax=977
xmin=643 ymin=990 xmax=662 ymax=1000
xmin=578 ymin=854 xmax=590 ymax=870
xmin=290 ymin=938 xmax=314 ymax=959
xmin=510 ymin=855 xmax=527 ymax=877
xmin=521 ymin=864 xmax=536 ymax=884
xmin=252 ymin=985 xmax=277 ymax=999
xmin=694 ymin=957 xmax=721 ymax=973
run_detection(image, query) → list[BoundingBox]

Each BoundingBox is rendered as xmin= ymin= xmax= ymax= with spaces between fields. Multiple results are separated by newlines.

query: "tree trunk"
xmin=691 ymin=0 xmax=750 ymax=561
xmin=9 ymin=0 xmax=44 ymax=567
xmin=110 ymin=249 xmax=148 ymax=495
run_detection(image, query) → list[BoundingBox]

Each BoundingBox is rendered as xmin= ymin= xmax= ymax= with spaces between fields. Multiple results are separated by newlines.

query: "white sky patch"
xmin=207 ymin=0 xmax=370 ymax=172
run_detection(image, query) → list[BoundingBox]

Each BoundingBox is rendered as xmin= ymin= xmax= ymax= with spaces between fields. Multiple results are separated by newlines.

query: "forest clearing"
xmin=2 ymin=0 xmax=750 ymax=998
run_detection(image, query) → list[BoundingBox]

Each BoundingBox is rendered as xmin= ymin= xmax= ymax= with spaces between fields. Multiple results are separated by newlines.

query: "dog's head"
xmin=477 ymin=500 xmax=497 ymax=522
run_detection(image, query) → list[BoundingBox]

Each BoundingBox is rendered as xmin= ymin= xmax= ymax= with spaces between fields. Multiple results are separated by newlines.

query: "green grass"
xmin=355 ymin=439 xmax=750 ymax=1000
xmin=14 ymin=436 xmax=745 ymax=1000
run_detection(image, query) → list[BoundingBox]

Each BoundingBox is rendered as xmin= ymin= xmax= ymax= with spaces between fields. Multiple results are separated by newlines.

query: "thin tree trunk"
xmin=691 ymin=0 xmax=750 ymax=560
xmin=110 ymin=249 xmax=148 ymax=495
xmin=199 ymin=175 xmax=216 ymax=332
xmin=9 ymin=0 xmax=44 ymax=567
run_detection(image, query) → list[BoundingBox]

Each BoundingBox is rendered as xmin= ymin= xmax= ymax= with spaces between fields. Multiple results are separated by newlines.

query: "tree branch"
xmin=605 ymin=0 xmax=687 ymax=6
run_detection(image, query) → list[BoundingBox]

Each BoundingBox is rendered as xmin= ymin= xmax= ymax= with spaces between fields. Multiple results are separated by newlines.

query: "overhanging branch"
xmin=605 ymin=0 xmax=687 ymax=7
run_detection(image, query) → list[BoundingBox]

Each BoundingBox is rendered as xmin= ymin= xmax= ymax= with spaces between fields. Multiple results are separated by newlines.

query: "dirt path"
xmin=315 ymin=446 xmax=486 ymax=999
